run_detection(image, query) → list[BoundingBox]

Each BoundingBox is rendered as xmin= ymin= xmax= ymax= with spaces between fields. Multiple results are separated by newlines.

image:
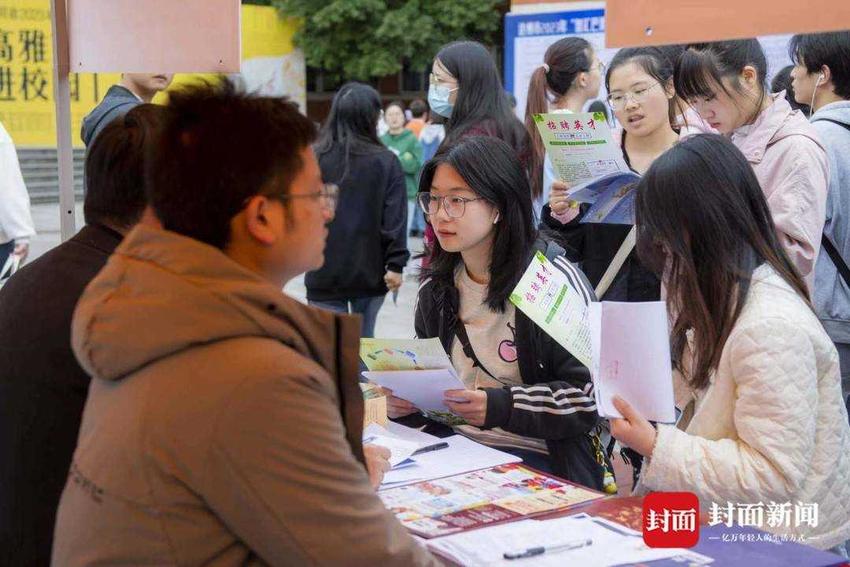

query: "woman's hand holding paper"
xmin=609 ymin=395 xmax=658 ymax=457
xmin=444 ymin=389 xmax=487 ymax=427
xmin=382 ymin=388 xmax=419 ymax=419
xmin=549 ymin=180 xmax=572 ymax=214
xmin=549 ymin=180 xmax=582 ymax=224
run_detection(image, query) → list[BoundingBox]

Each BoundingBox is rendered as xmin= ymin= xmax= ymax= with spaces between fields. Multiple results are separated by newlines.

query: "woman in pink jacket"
xmin=674 ymin=39 xmax=829 ymax=292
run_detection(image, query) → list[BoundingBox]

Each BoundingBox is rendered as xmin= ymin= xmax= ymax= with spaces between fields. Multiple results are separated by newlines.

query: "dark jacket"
xmin=0 ymin=224 xmax=122 ymax=566
xmin=80 ymin=85 xmax=140 ymax=147
xmin=541 ymin=203 xmax=660 ymax=302
xmin=414 ymin=238 xmax=609 ymax=491
xmin=306 ymin=145 xmax=410 ymax=301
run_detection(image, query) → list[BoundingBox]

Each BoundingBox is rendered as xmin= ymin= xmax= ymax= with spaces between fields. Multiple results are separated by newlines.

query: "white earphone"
xmin=810 ymin=72 xmax=826 ymax=118
xmin=493 ymin=213 xmax=500 ymax=224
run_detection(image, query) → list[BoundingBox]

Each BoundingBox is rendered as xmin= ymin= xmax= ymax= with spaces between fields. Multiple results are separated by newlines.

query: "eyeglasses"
xmin=591 ymin=59 xmax=606 ymax=74
xmin=418 ymin=192 xmax=485 ymax=218
xmin=429 ymin=72 xmax=457 ymax=88
xmin=271 ymin=183 xmax=339 ymax=214
xmin=607 ymin=82 xmax=663 ymax=111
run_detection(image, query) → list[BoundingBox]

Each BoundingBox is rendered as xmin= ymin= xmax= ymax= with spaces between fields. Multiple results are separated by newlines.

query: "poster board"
xmin=605 ymin=0 xmax=850 ymax=48
xmin=67 ymin=0 xmax=240 ymax=73
xmin=504 ymin=6 xmax=794 ymax=122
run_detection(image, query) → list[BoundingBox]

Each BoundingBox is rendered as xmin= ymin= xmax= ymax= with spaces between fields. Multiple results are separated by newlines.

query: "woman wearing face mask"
xmin=387 ymin=136 xmax=612 ymax=491
xmin=306 ymin=83 xmax=409 ymax=337
xmin=544 ymin=47 xmax=678 ymax=303
xmin=423 ymin=41 xmax=531 ymax=265
xmin=675 ymin=39 xmax=829 ymax=292
xmin=381 ymin=101 xmax=424 ymax=241
xmin=610 ymin=134 xmax=850 ymax=554
xmin=524 ymin=37 xmax=603 ymax=213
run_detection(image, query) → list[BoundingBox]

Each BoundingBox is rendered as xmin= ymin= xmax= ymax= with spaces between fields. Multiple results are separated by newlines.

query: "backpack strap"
xmin=595 ymin=226 xmax=636 ymax=299
xmin=453 ymin=317 xmax=499 ymax=381
xmin=822 ymin=234 xmax=850 ymax=289
xmin=812 ymin=118 xmax=850 ymax=287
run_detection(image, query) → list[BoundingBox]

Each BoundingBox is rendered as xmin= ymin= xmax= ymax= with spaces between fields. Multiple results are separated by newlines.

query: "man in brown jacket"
xmin=52 ymin=83 xmax=438 ymax=566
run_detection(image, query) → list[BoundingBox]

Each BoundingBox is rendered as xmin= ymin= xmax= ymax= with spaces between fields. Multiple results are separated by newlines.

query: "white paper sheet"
xmin=385 ymin=422 xmax=439 ymax=444
xmin=379 ymin=435 xmax=521 ymax=489
xmin=362 ymin=368 xmax=465 ymax=413
xmin=426 ymin=513 xmax=713 ymax=567
xmin=363 ymin=434 xmax=422 ymax=468
xmin=589 ymin=301 xmax=676 ymax=423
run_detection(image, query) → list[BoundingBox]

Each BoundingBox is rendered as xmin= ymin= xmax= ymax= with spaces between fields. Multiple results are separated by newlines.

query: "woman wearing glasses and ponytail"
xmin=387 ymin=135 xmax=614 ymax=492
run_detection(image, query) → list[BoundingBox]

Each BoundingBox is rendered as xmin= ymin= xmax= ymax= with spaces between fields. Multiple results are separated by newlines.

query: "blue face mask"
xmin=428 ymin=83 xmax=457 ymax=118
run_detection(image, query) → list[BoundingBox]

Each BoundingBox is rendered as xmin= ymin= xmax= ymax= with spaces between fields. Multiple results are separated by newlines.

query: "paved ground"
xmin=28 ymin=202 xmax=422 ymax=339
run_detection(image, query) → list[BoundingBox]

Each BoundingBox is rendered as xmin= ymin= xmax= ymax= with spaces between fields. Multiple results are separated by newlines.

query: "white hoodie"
xmin=0 ymin=121 xmax=35 ymax=246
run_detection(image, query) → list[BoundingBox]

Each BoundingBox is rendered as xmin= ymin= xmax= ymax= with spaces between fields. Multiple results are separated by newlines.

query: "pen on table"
xmin=411 ymin=441 xmax=448 ymax=456
xmin=503 ymin=538 xmax=592 ymax=560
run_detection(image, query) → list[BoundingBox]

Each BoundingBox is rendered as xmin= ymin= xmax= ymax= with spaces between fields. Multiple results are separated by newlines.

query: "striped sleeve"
xmin=482 ymin=252 xmax=598 ymax=440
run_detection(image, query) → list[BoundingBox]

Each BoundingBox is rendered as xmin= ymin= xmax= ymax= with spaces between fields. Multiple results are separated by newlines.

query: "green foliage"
xmin=272 ymin=0 xmax=504 ymax=81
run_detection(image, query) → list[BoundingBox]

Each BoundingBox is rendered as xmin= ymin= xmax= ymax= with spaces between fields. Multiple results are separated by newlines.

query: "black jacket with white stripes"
xmin=414 ymin=237 xmax=609 ymax=491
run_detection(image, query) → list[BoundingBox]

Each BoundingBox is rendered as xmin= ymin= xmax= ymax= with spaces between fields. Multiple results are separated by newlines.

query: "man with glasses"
xmin=52 ymin=82 xmax=438 ymax=566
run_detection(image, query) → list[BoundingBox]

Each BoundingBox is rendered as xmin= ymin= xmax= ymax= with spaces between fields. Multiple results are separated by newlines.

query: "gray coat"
xmin=812 ymin=101 xmax=850 ymax=344
xmin=80 ymin=85 xmax=140 ymax=147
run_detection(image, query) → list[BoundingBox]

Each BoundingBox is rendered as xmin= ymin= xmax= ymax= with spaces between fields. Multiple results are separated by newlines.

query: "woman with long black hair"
xmin=421 ymin=41 xmax=532 ymax=264
xmin=611 ymin=134 xmax=850 ymax=554
xmin=306 ymin=82 xmax=409 ymax=337
xmin=428 ymin=41 xmax=529 ymax=161
xmin=388 ymin=136 xmax=613 ymax=491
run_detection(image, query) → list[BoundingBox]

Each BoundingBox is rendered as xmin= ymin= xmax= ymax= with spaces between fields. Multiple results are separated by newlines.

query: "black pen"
xmin=411 ymin=441 xmax=449 ymax=456
xmin=503 ymin=538 xmax=592 ymax=560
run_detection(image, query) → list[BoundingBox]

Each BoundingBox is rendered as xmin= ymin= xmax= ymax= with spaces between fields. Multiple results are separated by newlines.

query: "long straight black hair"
xmin=419 ymin=136 xmax=537 ymax=312
xmin=635 ymin=134 xmax=809 ymax=390
xmin=315 ymin=82 xmax=384 ymax=182
xmin=435 ymin=42 xmax=530 ymax=181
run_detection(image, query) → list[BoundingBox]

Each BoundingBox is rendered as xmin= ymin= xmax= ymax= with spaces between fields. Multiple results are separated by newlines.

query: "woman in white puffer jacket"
xmin=610 ymin=134 xmax=850 ymax=554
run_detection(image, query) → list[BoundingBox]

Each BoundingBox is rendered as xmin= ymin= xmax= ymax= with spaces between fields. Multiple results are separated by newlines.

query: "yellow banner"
xmin=0 ymin=1 xmax=303 ymax=147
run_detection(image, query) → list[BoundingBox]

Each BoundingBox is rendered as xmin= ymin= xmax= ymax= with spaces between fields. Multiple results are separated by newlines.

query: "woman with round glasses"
xmin=388 ymin=135 xmax=613 ymax=491
xmin=544 ymin=47 xmax=680 ymax=306
xmin=305 ymin=82 xmax=410 ymax=338
xmin=541 ymin=48 xmax=681 ymax=485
